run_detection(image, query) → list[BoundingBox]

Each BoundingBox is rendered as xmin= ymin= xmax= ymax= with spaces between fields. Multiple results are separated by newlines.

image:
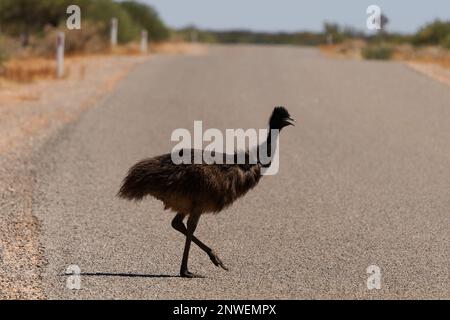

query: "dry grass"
xmin=0 ymin=54 xmax=149 ymax=299
xmin=0 ymin=41 xmax=207 ymax=84
xmin=393 ymin=45 xmax=450 ymax=68
xmin=150 ymin=42 xmax=207 ymax=55
xmin=320 ymin=40 xmax=366 ymax=60
xmin=407 ymin=61 xmax=450 ymax=86
xmin=393 ymin=45 xmax=450 ymax=85
xmin=0 ymin=55 xmax=148 ymax=155
xmin=0 ymin=58 xmax=60 ymax=83
xmin=321 ymin=40 xmax=450 ymax=86
xmin=321 ymin=41 xmax=450 ymax=69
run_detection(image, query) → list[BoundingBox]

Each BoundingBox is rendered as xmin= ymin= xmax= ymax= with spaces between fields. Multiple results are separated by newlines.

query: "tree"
xmin=0 ymin=0 xmax=72 ymax=46
xmin=82 ymin=0 xmax=139 ymax=43
xmin=412 ymin=20 xmax=450 ymax=48
xmin=323 ymin=22 xmax=344 ymax=44
xmin=0 ymin=0 xmax=169 ymax=46
xmin=119 ymin=1 xmax=169 ymax=41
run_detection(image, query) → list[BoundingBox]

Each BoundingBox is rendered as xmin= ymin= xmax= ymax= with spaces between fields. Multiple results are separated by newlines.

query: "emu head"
xmin=269 ymin=106 xmax=295 ymax=130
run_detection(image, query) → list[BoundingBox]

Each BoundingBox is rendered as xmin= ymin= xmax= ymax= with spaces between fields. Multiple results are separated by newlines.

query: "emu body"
xmin=118 ymin=107 xmax=294 ymax=278
xmin=119 ymin=151 xmax=262 ymax=214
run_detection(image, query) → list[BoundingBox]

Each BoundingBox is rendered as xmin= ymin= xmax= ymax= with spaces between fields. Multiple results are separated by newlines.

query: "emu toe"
xmin=209 ymin=251 xmax=229 ymax=271
xmin=180 ymin=270 xmax=205 ymax=278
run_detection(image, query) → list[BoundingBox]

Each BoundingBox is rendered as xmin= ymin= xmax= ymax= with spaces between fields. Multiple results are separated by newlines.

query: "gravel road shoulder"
xmin=0 ymin=55 xmax=148 ymax=299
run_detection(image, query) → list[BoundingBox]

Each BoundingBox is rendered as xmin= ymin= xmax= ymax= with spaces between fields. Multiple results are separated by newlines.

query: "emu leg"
xmin=180 ymin=213 xmax=203 ymax=278
xmin=172 ymin=213 xmax=228 ymax=271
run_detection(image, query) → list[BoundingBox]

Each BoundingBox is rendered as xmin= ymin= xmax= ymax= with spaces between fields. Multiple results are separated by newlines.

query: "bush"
xmin=64 ymin=22 xmax=108 ymax=53
xmin=0 ymin=0 xmax=74 ymax=46
xmin=323 ymin=23 xmax=345 ymax=44
xmin=119 ymin=1 xmax=169 ymax=42
xmin=441 ymin=34 xmax=450 ymax=49
xmin=178 ymin=29 xmax=326 ymax=46
xmin=75 ymin=0 xmax=169 ymax=44
xmin=362 ymin=46 xmax=393 ymax=60
xmin=32 ymin=22 xmax=108 ymax=56
xmin=0 ymin=37 xmax=10 ymax=67
xmin=0 ymin=47 xmax=7 ymax=67
xmin=81 ymin=0 xmax=139 ymax=44
xmin=0 ymin=0 xmax=169 ymax=47
xmin=413 ymin=20 xmax=450 ymax=48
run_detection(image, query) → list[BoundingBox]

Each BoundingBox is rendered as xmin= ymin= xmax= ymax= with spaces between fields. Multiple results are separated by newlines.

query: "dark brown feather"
xmin=118 ymin=149 xmax=262 ymax=215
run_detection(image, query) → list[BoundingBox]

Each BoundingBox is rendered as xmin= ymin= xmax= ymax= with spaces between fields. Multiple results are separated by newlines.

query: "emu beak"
xmin=286 ymin=116 xmax=295 ymax=126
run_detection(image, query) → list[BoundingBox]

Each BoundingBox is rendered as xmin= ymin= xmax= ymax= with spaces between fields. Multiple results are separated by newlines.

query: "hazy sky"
xmin=143 ymin=0 xmax=450 ymax=34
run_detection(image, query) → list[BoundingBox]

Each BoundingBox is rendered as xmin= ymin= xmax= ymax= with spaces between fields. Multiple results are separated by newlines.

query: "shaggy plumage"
xmin=118 ymin=106 xmax=294 ymax=278
xmin=118 ymin=151 xmax=261 ymax=214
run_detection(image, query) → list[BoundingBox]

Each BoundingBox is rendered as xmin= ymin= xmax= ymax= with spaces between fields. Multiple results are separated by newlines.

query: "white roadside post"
xmin=56 ymin=32 xmax=65 ymax=78
xmin=141 ymin=30 xmax=148 ymax=54
xmin=111 ymin=17 xmax=118 ymax=47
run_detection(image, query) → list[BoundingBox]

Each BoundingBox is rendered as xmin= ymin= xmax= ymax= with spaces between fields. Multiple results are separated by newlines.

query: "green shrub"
xmin=441 ymin=34 xmax=450 ymax=49
xmin=119 ymin=1 xmax=169 ymax=42
xmin=0 ymin=37 xmax=9 ymax=66
xmin=81 ymin=0 xmax=139 ymax=44
xmin=323 ymin=23 xmax=345 ymax=44
xmin=177 ymin=29 xmax=326 ymax=46
xmin=362 ymin=46 xmax=393 ymax=60
xmin=413 ymin=20 xmax=450 ymax=48
xmin=0 ymin=0 xmax=74 ymax=45
xmin=32 ymin=22 xmax=108 ymax=56
xmin=64 ymin=22 xmax=108 ymax=53
xmin=0 ymin=48 xmax=6 ymax=67
xmin=79 ymin=0 xmax=170 ymax=44
xmin=0 ymin=0 xmax=169 ymax=46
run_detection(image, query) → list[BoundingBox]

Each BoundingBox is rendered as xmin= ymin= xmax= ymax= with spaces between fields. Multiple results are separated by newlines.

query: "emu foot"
xmin=209 ymin=251 xmax=229 ymax=271
xmin=180 ymin=269 xmax=205 ymax=278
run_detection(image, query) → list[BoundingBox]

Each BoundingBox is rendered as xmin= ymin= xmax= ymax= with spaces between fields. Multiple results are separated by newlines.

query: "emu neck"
xmin=258 ymin=127 xmax=279 ymax=168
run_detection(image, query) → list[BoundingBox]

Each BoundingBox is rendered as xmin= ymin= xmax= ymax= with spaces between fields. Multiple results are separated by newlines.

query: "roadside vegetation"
xmin=0 ymin=1 xmax=448 ymax=74
xmin=413 ymin=20 xmax=450 ymax=48
xmin=0 ymin=0 xmax=170 ymax=81
xmin=0 ymin=36 xmax=7 ymax=66
xmin=361 ymin=46 xmax=393 ymax=60
xmin=176 ymin=20 xmax=450 ymax=62
xmin=0 ymin=0 xmax=169 ymax=57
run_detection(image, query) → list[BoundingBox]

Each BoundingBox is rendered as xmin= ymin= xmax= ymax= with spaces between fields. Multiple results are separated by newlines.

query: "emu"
xmin=118 ymin=107 xmax=294 ymax=278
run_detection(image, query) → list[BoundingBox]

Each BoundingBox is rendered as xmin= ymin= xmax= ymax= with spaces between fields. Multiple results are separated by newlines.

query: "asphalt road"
xmin=34 ymin=45 xmax=449 ymax=299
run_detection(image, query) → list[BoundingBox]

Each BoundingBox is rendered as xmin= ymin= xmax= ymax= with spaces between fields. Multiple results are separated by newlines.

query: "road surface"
xmin=33 ymin=45 xmax=449 ymax=299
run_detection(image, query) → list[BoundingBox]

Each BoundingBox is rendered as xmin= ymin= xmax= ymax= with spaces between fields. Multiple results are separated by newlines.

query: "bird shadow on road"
xmin=64 ymin=272 xmax=179 ymax=278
